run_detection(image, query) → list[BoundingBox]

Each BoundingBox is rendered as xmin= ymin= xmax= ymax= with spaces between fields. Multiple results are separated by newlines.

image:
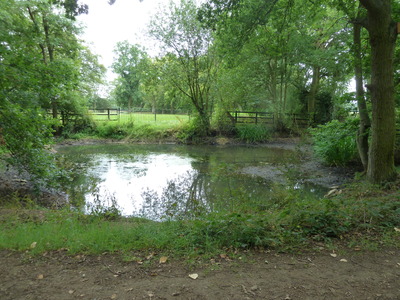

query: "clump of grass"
xmin=236 ymin=124 xmax=271 ymax=143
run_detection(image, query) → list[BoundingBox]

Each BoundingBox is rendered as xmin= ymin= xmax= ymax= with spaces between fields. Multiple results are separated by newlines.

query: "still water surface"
xmin=57 ymin=144 xmax=326 ymax=219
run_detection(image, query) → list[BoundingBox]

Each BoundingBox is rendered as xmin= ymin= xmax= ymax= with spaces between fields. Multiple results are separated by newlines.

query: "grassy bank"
xmin=1 ymin=180 xmax=399 ymax=259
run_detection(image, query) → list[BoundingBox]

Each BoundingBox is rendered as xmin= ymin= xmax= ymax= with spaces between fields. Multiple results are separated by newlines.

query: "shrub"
xmin=213 ymin=109 xmax=236 ymax=136
xmin=177 ymin=116 xmax=211 ymax=142
xmin=0 ymin=103 xmax=65 ymax=188
xmin=61 ymin=115 xmax=96 ymax=139
xmin=310 ymin=119 xmax=359 ymax=166
xmin=95 ymin=121 xmax=132 ymax=139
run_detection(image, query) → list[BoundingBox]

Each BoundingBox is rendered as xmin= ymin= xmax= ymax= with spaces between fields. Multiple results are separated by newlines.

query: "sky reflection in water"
xmin=57 ymin=144 xmax=326 ymax=219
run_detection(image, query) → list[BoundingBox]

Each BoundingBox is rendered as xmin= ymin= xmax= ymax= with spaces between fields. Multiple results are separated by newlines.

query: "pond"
xmin=57 ymin=144 xmax=327 ymax=220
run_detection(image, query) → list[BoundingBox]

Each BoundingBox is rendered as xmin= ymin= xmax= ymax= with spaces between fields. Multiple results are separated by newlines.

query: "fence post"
xmin=107 ymin=109 xmax=110 ymax=120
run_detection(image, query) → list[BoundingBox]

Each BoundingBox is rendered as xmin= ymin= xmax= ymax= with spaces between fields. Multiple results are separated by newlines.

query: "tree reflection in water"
xmin=139 ymin=170 xmax=212 ymax=220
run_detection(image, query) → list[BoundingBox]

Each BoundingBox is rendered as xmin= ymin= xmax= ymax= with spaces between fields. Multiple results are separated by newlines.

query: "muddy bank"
xmin=240 ymin=139 xmax=355 ymax=188
xmin=0 ymin=166 xmax=67 ymax=208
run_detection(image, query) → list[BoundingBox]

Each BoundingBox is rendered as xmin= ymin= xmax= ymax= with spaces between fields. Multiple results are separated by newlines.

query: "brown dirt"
xmin=1 ymin=248 xmax=399 ymax=300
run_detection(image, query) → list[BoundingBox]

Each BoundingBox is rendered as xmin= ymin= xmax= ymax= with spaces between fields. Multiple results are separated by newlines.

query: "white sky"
xmin=77 ymin=0 xmax=168 ymax=82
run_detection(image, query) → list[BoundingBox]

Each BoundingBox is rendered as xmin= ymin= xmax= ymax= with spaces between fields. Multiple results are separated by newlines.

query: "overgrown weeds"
xmin=236 ymin=124 xmax=271 ymax=143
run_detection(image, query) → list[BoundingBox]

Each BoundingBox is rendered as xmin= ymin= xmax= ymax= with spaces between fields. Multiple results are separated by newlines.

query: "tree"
xmin=149 ymin=0 xmax=218 ymax=135
xmin=337 ymin=1 xmax=372 ymax=172
xmin=0 ymin=0 xmax=101 ymax=187
xmin=111 ymin=41 xmax=148 ymax=110
xmin=201 ymin=0 xmax=398 ymax=183
xmin=358 ymin=0 xmax=398 ymax=183
xmin=200 ymin=0 xmax=352 ymax=120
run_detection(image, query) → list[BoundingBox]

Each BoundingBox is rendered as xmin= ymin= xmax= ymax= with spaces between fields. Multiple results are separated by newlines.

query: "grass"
xmin=0 ymin=179 xmax=399 ymax=258
xmin=63 ymin=112 xmax=190 ymax=141
xmin=92 ymin=112 xmax=190 ymax=127
xmin=64 ymin=112 xmax=276 ymax=144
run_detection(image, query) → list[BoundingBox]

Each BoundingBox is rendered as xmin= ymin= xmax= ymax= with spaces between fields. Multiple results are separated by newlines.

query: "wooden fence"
xmin=88 ymin=108 xmax=120 ymax=121
xmin=228 ymin=111 xmax=315 ymax=127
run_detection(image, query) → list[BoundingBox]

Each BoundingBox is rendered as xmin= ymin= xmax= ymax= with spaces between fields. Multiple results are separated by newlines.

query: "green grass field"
xmin=90 ymin=112 xmax=190 ymax=127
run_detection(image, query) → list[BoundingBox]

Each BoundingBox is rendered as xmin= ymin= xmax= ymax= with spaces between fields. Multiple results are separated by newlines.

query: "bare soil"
xmin=1 ymin=248 xmax=399 ymax=300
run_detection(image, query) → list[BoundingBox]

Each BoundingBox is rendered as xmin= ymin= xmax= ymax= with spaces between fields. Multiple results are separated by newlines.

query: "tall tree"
xmin=24 ymin=0 xmax=83 ymax=121
xmin=200 ymin=0 xmax=351 ymax=118
xmin=0 ymin=0 xmax=102 ymax=187
xmin=149 ymin=0 xmax=218 ymax=135
xmin=358 ymin=0 xmax=398 ymax=183
xmin=111 ymin=41 xmax=148 ymax=110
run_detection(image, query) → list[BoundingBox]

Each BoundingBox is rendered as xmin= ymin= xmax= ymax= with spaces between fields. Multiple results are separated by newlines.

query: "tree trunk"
xmin=267 ymin=59 xmax=278 ymax=107
xmin=360 ymin=0 xmax=397 ymax=183
xmin=307 ymin=65 xmax=320 ymax=119
xmin=353 ymin=20 xmax=370 ymax=172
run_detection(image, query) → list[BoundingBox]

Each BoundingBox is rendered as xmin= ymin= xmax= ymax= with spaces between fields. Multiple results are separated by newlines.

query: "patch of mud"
xmin=241 ymin=139 xmax=355 ymax=188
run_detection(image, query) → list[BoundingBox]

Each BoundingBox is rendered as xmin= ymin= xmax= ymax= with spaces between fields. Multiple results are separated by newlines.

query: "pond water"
xmin=57 ymin=144 xmax=327 ymax=219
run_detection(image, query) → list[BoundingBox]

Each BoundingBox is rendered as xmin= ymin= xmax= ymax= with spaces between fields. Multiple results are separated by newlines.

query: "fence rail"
xmin=88 ymin=108 xmax=120 ymax=121
xmin=228 ymin=111 xmax=315 ymax=127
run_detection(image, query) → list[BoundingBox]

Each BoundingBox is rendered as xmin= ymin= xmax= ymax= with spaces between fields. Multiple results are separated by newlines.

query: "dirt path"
xmin=1 ymin=249 xmax=399 ymax=300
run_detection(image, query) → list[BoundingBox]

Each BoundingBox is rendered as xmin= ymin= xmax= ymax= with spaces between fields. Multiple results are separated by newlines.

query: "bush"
xmin=177 ymin=116 xmax=211 ymax=142
xmin=213 ymin=109 xmax=236 ymax=136
xmin=310 ymin=119 xmax=359 ymax=166
xmin=0 ymin=103 xmax=65 ymax=188
xmin=95 ymin=121 xmax=132 ymax=139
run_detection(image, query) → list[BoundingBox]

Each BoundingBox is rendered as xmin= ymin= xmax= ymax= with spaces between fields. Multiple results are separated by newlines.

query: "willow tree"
xmin=149 ymin=0 xmax=218 ymax=135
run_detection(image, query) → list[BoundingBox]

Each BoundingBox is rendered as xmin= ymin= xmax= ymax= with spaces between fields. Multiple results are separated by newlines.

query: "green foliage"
xmin=0 ymin=191 xmax=36 ymax=209
xmin=149 ymin=0 xmax=216 ymax=135
xmin=236 ymin=124 xmax=271 ymax=143
xmin=177 ymin=116 xmax=211 ymax=142
xmin=213 ymin=109 xmax=236 ymax=136
xmin=95 ymin=122 xmax=132 ymax=139
xmin=188 ymin=213 xmax=277 ymax=250
xmin=0 ymin=0 xmax=104 ymax=189
xmin=284 ymin=198 xmax=351 ymax=239
xmin=0 ymin=103 xmax=65 ymax=188
xmin=310 ymin=119 xmax=359 ymax=166
xmin=93 ymin=119 xmax=178 ymax=141
xmin=111 ymin=42 xmax=148 ymax=109
xmin=86 ymin=194 xmax=121 ymax=221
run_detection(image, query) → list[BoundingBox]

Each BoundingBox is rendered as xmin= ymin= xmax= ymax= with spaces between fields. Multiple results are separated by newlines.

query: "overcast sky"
xmin=77 ymin=0 xmax=167 ymax=82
